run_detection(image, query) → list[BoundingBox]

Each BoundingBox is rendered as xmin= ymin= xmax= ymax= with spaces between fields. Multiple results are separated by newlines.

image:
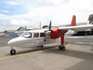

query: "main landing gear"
xmin=10 ymin=46 xmax=16 ymax=55
xmin=59 ymin=35 xmax=66 ymax=50
xmin=58 ymin=45 xmax=66 ymax=50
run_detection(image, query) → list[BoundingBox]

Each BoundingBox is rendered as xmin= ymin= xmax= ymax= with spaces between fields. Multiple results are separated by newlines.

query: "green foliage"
xmin=42 ymin=25 xmax=48 ymax=28
xmin=88 ymin=14 xmax=93 ymax=22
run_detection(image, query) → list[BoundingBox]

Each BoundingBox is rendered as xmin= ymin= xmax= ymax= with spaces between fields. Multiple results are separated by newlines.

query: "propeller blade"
xmin=49 ymin=21 xmax=52 ymax=31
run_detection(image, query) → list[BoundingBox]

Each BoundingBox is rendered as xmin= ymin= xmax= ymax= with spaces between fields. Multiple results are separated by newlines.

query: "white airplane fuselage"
xmin=8 ymin=29 xmax=75 ymax=48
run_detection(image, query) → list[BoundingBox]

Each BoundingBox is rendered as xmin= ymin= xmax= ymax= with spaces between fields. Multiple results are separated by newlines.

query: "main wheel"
xmin=62 ymin=46 xmax=66 ymax=50
xmin=40 ymin=45 xmax=43 ymax=48
xmin=59 ymin=46 xmax=62 ymax=50
xmin=10 ymin=49 xmax=16 ymax=55
xmin=37 ymin=45 xmax=43 ymax=48
xmin=58 ymin=46 xmax=66 ymax=50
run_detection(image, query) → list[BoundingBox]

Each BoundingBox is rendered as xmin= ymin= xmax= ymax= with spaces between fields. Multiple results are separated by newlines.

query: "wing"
xmin=58 ymin=25 xmax=93 ymax=31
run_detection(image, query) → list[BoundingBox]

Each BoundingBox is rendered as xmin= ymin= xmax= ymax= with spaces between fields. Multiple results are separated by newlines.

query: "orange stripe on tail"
xmin=70 ymin=15 xmax=76 ymax=26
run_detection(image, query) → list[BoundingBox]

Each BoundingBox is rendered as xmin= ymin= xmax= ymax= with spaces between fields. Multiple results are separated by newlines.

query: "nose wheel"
xmin=37 ymin=45 xmax=43 ymax=48
xmin=10 ymin=49 xmax=16 ymax=55
xmin=10 ymin=46 xmax=16 ymax=55
xmin=58 ymin=45 xmax=66 ymax=50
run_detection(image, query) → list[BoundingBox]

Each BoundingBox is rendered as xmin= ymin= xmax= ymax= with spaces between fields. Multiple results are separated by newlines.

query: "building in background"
xmin=16 ymin=26 xmax=32 ymax=36
xmin=0 ymin=32 xmax=5 ymax=36
xmin=16 ymin=26 xmax=40 ymax=36
xmin=4 ymin=30 xmax=18 ymax=37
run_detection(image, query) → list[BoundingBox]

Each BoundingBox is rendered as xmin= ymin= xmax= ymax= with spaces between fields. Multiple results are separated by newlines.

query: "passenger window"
xmin=40 ymin=33 xmax=45 ymax=37
xmin=34 ymin=33 xmax=39 ymax=38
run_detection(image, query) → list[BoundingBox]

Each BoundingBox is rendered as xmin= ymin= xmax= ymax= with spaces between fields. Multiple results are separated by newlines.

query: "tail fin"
xmin=70 ymin=15 xmax=76 ymax=26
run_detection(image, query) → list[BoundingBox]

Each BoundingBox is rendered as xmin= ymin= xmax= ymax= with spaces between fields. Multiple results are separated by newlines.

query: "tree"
xmin=42 ymin=25 xmax=48 ymax=28
xmin=88 ymin=14 xmax=93 ymax=33
xmin=88 ymin=14 xmax=93 ymax=24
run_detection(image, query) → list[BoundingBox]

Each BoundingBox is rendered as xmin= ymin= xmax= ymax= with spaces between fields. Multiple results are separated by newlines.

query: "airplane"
xmin=8 ymin=15 xmax=93 ymax=55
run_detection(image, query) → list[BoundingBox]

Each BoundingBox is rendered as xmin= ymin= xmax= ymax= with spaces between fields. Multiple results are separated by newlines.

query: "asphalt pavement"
xmin=0 ymin=36 xmax=93 ymax=70
xmin=0 ymin=37 xmax=14 ymax=47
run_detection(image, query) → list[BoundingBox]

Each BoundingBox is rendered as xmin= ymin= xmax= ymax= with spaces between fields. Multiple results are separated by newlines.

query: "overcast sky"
xmin=0 ymin=0 xmax=93 ymax=31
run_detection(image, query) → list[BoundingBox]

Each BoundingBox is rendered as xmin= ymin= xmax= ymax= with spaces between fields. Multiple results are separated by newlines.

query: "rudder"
xmin=70 ymin=15 xmax=76 ymax=26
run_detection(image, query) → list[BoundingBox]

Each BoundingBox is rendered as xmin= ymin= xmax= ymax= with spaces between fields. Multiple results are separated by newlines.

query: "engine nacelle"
xmin=50 ymin=28 xmax=59 ymax=39
xmin=45 ymin=31 xmax=51 ymax=36
xmin=50 ymin=28 xmax=68 ymax=39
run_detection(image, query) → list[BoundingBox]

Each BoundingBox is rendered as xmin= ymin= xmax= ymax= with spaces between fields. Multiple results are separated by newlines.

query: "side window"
xmin=34 ymin=33 xmax=39 ymax=38
xmin=40 ymin=33 xmax=45 ymax=37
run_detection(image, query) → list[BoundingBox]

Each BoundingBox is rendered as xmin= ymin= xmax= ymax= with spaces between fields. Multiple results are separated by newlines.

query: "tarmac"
xmin=0 ymin=36 xmax=93 ymax=70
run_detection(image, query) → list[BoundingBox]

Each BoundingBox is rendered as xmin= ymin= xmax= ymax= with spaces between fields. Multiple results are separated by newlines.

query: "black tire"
xmin=59 ymin=46 xmax=62 ymax=50
xmin=37 ymin=45 xmax=43 ymax=48
xmin=40 ymin=45 xmax=43 ymax=48
xmin=58 ymin=46 xmax=66 ymax=50
xmin=62 ymin=46 xmax=66 ymax=50
xmin=10 ymin=49 xmax=16 ymax=55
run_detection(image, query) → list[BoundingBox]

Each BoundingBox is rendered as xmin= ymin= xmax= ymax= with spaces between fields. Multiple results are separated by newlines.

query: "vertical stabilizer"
xmin=70 ymin=15 xmax=76 ymax=26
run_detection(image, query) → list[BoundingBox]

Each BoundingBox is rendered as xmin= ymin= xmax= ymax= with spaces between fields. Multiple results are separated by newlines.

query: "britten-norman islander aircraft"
xmin=8 ymin=15 xmax=93 ymax=55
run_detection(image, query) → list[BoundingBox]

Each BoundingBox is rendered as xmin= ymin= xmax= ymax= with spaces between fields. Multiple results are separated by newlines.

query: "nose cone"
xmin=8 ymin=39 xmax=15 ymax=45
xmin=8 ymin=37 xmax=25 ymax=46
xmin=8 ymin=37 xmax=20 ymax=46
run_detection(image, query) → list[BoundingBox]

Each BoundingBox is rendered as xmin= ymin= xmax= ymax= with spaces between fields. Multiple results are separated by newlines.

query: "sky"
xmin=0 ymin=0 xmax=93 ymax=31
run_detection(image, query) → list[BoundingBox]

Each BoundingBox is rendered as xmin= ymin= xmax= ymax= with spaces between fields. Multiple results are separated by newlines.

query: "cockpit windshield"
xmin=22 ymin=32 xmax=32 ymax=38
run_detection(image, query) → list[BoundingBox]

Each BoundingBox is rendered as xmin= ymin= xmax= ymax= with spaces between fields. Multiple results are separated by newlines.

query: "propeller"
xmin=49 ymin=21 xmax=52 ymax=31
xmin=45 ymin=21 xmax=52 ymax=36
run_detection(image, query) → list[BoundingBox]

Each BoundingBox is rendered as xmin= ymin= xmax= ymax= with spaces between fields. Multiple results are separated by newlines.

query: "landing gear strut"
xmin=10 ymin=46 xmax=16 ymax=55
xmin=58 ymin=45 xmax=66 ymax=50
xmin=59 ymin=35 xmax=66 ymax=50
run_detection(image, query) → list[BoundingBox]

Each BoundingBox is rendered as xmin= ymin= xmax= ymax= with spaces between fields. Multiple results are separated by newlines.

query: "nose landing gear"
xmin=10 ymin=46 xmax=16 ymax=55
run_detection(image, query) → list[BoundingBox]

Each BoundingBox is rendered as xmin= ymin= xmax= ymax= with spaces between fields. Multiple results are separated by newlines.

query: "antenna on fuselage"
xmin=40 ymin=21 xmax=41 ymax=29
xmin=25 ymin=26 xmax=27 ymax=31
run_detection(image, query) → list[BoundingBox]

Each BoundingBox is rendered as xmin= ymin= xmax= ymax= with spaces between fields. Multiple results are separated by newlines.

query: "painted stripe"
xmin=0 ymin=44 xmax=70 ymax=61
xmin=66 ymin=43 xmax=70 ymax=46
xmin=0 ymin=50 xmax=42 ymax=61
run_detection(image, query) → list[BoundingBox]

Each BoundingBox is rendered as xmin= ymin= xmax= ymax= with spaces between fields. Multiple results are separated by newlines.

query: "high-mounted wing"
xmin=45 ymin=15 xmax=93 ymax=39
xmin=58 ymin=25 xmax=93 ymax=31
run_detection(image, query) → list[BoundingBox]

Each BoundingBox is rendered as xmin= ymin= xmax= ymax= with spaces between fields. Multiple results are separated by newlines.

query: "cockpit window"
xmin=22 ymin=32 xmax=32 ymax=38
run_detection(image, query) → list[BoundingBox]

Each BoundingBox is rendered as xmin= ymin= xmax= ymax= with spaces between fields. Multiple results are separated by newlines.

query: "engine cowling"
xmin=50 ymin=28 xmax=59 ymax=39
xmin=45 ymin=28 xmax=68 ymax=39
xmin=45 ymin=31 xmax=51 ymax=36
xmin=50 ymin=28 xmax=68 ymax=39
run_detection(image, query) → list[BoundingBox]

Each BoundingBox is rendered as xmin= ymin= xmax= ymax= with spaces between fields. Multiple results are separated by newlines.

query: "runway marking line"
xmin=0 ymin=49 xmax=43 ymax=61
xmin=0 ymin=44 xmax=70 ymax=61
xmin=66 ymin=43 xmax=70 ymax=46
